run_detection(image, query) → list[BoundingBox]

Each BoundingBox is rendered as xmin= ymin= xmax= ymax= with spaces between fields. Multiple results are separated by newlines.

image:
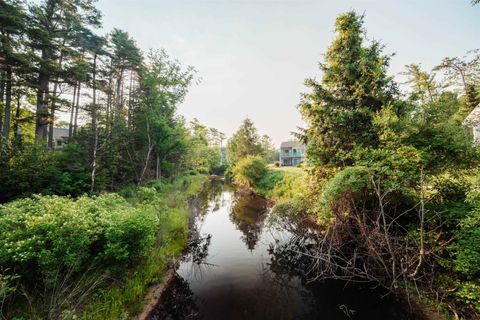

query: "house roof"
xmin=280 ymin=140 xmax=305 ymax=149
xmin=464 ymin=104 xmax=480 ymax=126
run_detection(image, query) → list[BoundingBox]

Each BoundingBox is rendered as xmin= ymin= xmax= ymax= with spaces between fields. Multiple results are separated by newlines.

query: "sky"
xmin=96 ymin=0 xmax=479 ymax=146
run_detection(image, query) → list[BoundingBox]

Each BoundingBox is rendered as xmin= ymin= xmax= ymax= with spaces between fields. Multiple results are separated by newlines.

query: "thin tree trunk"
xmin=35 ymin=49 xmax=50 ymax=143
xmin=91 ymin=54 xmax=98 ymax=192
xmin=106 ymin=59 xmax=113 ymax=136
xmin=73 ymin=82 xmax=81 ymax=136
xmin=114 ymin=70 xmax=123 ymax=117
xmin=48 ymin=50 xmax=64 ymax=148
xmin=2 ymin=66 xmax=12 ymax=140
xmin=139 ymin=120 xmax=153 ymax=185
xmin=68 ymin=83 xmax=77 ymax=138
xmin=156 ymin=153 xmax=160 ymax=180
xmin=0 ymin=70 xmax=5 ymax=133
xmin=13 ymin=91 xmax=21 ymax=142
xmin=128 ymin=70 xmax=133 ymax=128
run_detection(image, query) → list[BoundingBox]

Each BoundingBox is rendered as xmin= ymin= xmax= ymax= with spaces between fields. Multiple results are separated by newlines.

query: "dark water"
xmin=152 ymin=181 xmax=417 ymax=320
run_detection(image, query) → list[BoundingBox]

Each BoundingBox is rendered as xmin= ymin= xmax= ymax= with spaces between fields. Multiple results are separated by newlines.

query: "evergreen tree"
xmin=299 ymin=11 xmax=397 ymax=168
xmin=227 ymin=118 xmax=263 ymax=165
xmin=0 ymin=0 xmax=27 ymax=141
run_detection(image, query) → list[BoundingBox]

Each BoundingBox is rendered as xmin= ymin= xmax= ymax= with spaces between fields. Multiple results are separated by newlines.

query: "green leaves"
xmin=227 ymin=118 xmax=266 ymax=166
xmin=0 ymin=193 xmax=159 ymax=284
xmin=300 ymin=11 xmax=397 ymax=167
xmin=232 ymin=155 xmax=268 ymax=189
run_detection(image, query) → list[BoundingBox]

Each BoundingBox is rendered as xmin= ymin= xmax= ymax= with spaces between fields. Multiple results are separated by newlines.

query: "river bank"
xmin=0 ymin=174 xmax=207 ymax=319
xmin=151 ymin=179 xmax=431 ymax=319
xmin=229 ymin=164 xmax=451 ymax=320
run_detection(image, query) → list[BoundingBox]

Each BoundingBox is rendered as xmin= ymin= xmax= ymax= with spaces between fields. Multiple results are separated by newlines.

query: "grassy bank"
xmin=0 ymin=174 xmax=206 ymax=319
xmin=231 ymin=156 xmax=308 ymax=215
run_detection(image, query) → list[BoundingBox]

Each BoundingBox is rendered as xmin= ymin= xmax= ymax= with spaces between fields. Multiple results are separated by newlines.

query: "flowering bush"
xmin=0 ymin=193 xmax=159 ymax=283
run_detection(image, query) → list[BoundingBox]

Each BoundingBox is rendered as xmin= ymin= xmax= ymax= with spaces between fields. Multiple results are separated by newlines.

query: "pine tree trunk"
xmin=115 ymin=70 xmax=123 ymax=117
xmin=2 ymin=66 xmax=12 ymax=140
xmin=35 ymin=49 xmax=50 ymax=143
xmin=73 ymin=82 xmax=81 ymax=136
xmin=128 ymin=70 xmax=133 ymax=129
xmin=91 ymin=54 xmax=98 ymax=192
xmin=0 ymin=70 xmax=5 ymax=133
xmin=106 ymin=60 xmax=113 ymax=136
xmin=68 ymin=83 xmax=77 ymax=138
xmin=13 ymin=92 xmax=21 ymax=142
xmin=48 ymin=51 xmax=64 ymax=148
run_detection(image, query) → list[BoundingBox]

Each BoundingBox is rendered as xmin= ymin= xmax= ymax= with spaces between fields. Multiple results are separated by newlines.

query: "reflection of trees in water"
xmin=241 ymin=262 xmax=316 ymax=319
xmin=189 ymin=179 xmax=224 ymax=223
xmin=267 ymin=214 xmax=321 ymax=280
xmin=266 ymin=215 xmax=417 ymax=320
xmin=150 ymin=274 xmax=200 ymax=320
xmin=180 ymin=179 xmax=224 ymax=281
xmin=229 ymin=192 xmax=269 ymax=250
xmin=183 ymin=227 xmax=214 ymax=281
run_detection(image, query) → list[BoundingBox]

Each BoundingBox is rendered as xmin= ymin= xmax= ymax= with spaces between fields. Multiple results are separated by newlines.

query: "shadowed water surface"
xmin=152 ymin=181 xmax=416 ymax=320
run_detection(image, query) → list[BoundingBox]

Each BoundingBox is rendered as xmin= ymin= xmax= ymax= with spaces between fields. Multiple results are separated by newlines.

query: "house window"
xmin=57 ymin=140 xmax=62 ymax=147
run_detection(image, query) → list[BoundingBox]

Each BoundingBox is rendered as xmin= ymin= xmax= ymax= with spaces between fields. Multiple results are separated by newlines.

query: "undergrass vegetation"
xmin=0 ymin=174 xmax=206 ymax=319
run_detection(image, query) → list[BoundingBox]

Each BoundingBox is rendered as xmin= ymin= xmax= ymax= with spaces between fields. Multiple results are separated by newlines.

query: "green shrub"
xmin=0 ymin=194 xmax=159 ymax=284
xmin=255 ymin=170 xmax=284 ymax=195
xmin=450 ymin=190 xmax=480 ymax=279
xmin=99 ymin=206 xmax=158 ymax=268
xmin=0 ymin=143 xmax=91 ymax=202
xmin=456 ymin=281 xmax=480 ymax=313
xmin=432 ymin=173 xmax=472 ymax=203
xmin=232 ymin=155 xmax=267 ymax=189
xmin=316 ymin=166 xmax=371 ymax=220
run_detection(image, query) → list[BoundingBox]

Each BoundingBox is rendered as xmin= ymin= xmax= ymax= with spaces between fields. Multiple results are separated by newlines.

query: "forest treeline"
xmin=228 ymin=11 xmax=480 ymax=319
xmin=0 ymin=0 xmax=231 ymax=318
xmin=0 ymin=0 xmax=227 ymax=202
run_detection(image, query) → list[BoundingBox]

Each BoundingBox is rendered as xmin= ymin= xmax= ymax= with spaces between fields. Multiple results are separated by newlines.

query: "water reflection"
xmin=152 ymin=180 xmax=416 ymax=320
xmin=229 ymin=192 xmax=268 ymax=250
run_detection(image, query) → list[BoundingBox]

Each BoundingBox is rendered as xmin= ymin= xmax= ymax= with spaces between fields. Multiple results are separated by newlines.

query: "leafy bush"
xmin=232 ymin=155 xmax=267 ymax=189
xmin=0 ymin=194 xmax=159 ymax=284
xmin=0 ymin=270 xmax=18 ymax=309
xmin=450 ymin=190 xmax=480 ymax=279
xmin=432 ymin=173 xmax=473 ymax=203
xmin=456 ymin=281 xmax=480 ymax=313
xmin=0 ymin=143 xmax=91 ymax=202
xmin=316 ymin=166 xmax=371 ymax=220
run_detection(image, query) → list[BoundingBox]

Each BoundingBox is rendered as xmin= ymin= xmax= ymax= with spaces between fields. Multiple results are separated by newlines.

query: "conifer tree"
xmin=299 ymin=11 xmax=397 ymax=168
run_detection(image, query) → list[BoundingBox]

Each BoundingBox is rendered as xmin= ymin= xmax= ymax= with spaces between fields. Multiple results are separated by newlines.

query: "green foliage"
xmin=0 ymin=270 xmax=18 ymax=309
xmin=316 ymin=166 xmax=371 ymax=220
xmin=299 ymin=11 xmax=397 ymax=167
xmin=450 ymin=189 xmax=480 ymax=279
xmin=0 ymin=143 xmax=91 ymax=202
xmin=182 ymin=119 xmax=223 ymax=174
xmin=80 ymin=174 xmax=206 ymax=320
xmin=456 ymin=282 xmax=480 ymax=313
xmin=294 ymin=10 xmax=479 ymax=318
xmin=432 ymin=173 xmax=473 ymax=203
xmin=227 ymin=118 xmax=265 ymax=165
xmin=0 ymin=194 xmax=159 ymax=284
xmin=0 ymin=174 xmax=206 ymax=318
xmin=232 ymin=155 xmax=267 ymax=189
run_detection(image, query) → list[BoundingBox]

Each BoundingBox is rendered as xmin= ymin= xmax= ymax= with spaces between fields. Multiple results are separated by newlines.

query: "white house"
xmin=463 ymin=105 xmax=480 ymax=146
xmin=279 ymin=141 xmax=305 ymax=166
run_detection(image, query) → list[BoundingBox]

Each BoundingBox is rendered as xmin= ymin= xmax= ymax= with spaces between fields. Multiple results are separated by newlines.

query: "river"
xmin=151 ymin=180 xmax=416 ymax=320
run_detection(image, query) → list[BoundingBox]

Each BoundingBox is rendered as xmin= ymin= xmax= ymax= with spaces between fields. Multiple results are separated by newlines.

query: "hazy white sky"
xmin=96 ymin=0 xmax=479 ymax=146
